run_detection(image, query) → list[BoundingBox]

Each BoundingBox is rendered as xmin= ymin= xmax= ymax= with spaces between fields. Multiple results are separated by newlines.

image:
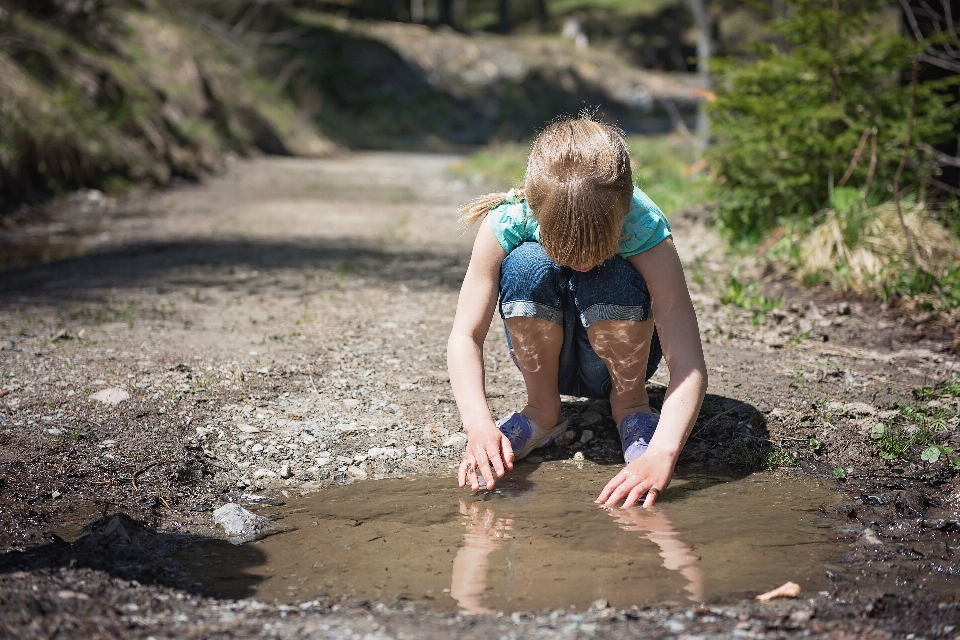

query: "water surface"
xmin=177 ymin=462 xmax=851 ymax=612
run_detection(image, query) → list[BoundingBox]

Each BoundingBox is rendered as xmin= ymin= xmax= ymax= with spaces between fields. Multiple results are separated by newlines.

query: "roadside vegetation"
xmin=0 ymin=0 xmax=328 ymax=220
xmin=449 ymin=133 xmax=710 ymax=215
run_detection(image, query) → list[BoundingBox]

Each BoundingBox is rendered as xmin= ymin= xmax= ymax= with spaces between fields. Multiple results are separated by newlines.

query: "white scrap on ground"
xmin=89 ymin=388 xmax=130 ymax=405
xmin=755 ymin=581 xmax=801 ymax=601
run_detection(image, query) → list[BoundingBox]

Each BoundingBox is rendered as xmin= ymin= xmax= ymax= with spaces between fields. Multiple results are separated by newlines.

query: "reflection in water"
xmin=173 ymin=469 xmax=848 ymax=611
xmin=451 ymin=498 xmax=703 ymax=613
xmin=450 ymin=499 xmax=514 ymax=614
xmin=610 ymin=507 xmax=704 ymax=603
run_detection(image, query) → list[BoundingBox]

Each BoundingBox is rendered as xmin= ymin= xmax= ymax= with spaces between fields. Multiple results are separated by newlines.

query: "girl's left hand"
xmin=595 ymin=450 xmax=675 ymax=508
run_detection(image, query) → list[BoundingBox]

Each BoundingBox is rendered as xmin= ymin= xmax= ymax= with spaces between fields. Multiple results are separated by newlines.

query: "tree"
xmin=706 ymin=0 xmax=959 ymax=239
xmin=532 ymin=0 xmax=549 ymax=32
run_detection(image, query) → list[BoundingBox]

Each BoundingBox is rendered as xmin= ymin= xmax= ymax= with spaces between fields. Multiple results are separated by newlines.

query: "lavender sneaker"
xmin=617 ymin=411 xmax=660 ymax=463
xmin=496 ymin=412 xmax=570 ymax=460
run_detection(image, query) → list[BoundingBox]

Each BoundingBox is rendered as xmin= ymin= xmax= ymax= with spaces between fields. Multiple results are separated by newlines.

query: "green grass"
xmin=869 ymin=375 xmax=960 ymax=468
xmin=449 ymin=134 xmax=711 ymax=215
xmin=719 ymin=273 xmax=783 ymax=325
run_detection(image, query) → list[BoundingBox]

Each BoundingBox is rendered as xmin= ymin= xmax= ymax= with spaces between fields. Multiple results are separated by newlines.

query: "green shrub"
xmin=706 ymin=0 xmax=959 ymax=241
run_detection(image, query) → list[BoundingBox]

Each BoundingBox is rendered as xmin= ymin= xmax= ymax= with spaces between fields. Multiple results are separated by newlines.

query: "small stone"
xmin=90 ymin=388 xmax=130 ymax=405
xmin=580 ymin=411 xmax=602 ymax=427
xmin=342 ymin=399 xmax=360 ymax=409
xmin=573 ymin=451 xmax=585 ymax=462
xmin=253 ymin=468 xmax=275 ymax=479
xmin=251 ymin=443 xmax=264 ymax=453
xmin=213 ymin=503 xmax=289 ymax=545
xmin=554 ymin=430 xmax=576 ymax=447
xmin=405 ymin=445 xmax=418 ymax=455
xmin=346 ymin=465 xmax=368 ymax=479
xmin=580 ymin=430 xmax=595 ymax=444
xmin=442 ymin=433 xmax=468 ymax=448
xmin=279 ymin=463 xmax=293 ymax=479
xmin=237 ymin=424 xmax=260 ymax=434
xmin=51 ymin=490 xmax=61 ymax=499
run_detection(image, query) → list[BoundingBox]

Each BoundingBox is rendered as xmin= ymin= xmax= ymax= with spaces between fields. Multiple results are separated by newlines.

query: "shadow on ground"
xmin=0 ymin=513 xmax=268 ymax=600
xmin=0 ymin=237 xmax=469 ymax=301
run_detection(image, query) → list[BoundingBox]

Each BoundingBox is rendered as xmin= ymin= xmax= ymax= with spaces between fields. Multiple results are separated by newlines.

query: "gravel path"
xmin=1 ymin=151 xmax=959 ymax=638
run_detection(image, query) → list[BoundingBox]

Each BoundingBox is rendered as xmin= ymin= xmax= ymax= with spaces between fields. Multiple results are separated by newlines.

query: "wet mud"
xmin=176 ymin=465 xmax=850 ymax=612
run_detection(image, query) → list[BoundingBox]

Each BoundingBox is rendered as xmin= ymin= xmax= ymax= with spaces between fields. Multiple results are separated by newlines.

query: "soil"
xmin=1 ymin=152 xmax=959 ymax=638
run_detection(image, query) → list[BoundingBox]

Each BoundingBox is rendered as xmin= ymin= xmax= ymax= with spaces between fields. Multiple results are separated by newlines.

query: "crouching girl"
xmin=447 ymin=118 xmax=707 ymax=508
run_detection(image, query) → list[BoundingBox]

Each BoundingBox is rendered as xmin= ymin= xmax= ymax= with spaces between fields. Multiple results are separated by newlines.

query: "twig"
xmin=837 ymin=128 xmax=872 ymax=187
xmin=865 ymin=129 xmax=878 ymax=193
xmin=925 ymin=175 xmax=960 ymax=196
xmin=132 ymin=459 xmax=172 ymax=491
xmin=917 ymin=142 xmax=960 ymax=168
xmin=893 ymin=54 xmax=919 ymax=267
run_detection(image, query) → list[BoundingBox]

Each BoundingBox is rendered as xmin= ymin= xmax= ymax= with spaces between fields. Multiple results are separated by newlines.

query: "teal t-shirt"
xmin=488 ymin=186 xmax=671 ymax=258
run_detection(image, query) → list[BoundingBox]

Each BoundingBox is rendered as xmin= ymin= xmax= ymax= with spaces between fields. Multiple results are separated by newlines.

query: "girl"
xmin=447 ymin=118 xmax=707 ymax=509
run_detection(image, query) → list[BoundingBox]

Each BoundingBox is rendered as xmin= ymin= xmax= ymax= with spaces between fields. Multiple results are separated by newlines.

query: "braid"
xmin=458 ymin=188 xmax=526 ymax=226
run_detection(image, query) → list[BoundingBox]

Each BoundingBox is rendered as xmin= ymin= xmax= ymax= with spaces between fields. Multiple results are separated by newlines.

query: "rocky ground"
xmin=1 ymin=152 xmax=959 ymax=638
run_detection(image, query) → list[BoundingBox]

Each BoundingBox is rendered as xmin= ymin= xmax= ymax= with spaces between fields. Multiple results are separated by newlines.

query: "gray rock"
xmin=213 ymin=503 xmax=272 ymax=544
xmin=279 ymin=463 xmax=293 ymax=478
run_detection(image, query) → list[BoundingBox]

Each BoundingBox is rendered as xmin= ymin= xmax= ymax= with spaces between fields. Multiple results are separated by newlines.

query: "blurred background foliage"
xmin=0 ymin=0 xmax=958 ymax=316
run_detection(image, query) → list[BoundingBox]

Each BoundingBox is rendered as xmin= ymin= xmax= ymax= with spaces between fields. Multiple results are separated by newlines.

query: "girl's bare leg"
xmin=503 ymin=317 xmax=564 ymax=430
xmin=586 ymin=319 xmax=654 ymax=423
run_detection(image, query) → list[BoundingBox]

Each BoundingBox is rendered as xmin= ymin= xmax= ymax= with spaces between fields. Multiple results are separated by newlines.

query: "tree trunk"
xmin=439 ymin=0 xmax=453 ymax=25
xmin=499 ymin=0 xmax=510 ymax=33
xmin=532 ymin=0 xmax=548 ymax=32
xmin=686 ymin=0 xmax=712 ymax=150
xmin=411 ymin=0 xmax=424 ymax=23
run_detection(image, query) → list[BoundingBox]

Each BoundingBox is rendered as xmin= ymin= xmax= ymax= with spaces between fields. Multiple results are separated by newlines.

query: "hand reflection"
xmin=610 ymin=506 xmax=704 ymax=603
xmin=450 ymin=499 xmax=513 ymax=614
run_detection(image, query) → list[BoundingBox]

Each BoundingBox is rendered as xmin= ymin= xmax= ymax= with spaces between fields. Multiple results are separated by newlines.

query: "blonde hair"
xmin=460 ymin=118 xmax=633 ymax=267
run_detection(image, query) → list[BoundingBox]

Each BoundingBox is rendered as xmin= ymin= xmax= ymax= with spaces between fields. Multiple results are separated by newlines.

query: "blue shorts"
xmin=499 ymin=242 xmax=663 ymax=400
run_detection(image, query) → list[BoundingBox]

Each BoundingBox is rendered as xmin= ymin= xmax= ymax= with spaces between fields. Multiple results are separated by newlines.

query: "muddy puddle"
xmin=176 ymin=463 xmax=852 ymax=612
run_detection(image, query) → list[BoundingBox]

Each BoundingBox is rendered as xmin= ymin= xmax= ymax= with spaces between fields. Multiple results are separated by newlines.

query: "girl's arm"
xmin=596 ymin=238 xmax=708 ymax=508
xmin=447 ymin=221 xmax=511 ymax=492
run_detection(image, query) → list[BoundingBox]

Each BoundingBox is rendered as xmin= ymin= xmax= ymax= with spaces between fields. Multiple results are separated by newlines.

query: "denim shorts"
xmin=499 ymin=242 xmax=663 ymax=400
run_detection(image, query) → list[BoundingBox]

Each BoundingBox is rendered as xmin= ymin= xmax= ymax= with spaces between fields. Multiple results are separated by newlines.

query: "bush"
xmin=706 ymin=0 xmax=959 ymax=240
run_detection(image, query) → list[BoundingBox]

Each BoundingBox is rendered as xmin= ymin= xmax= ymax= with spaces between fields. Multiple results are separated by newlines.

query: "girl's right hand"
xmin=458 ymin=427 xmax=514 ymax=492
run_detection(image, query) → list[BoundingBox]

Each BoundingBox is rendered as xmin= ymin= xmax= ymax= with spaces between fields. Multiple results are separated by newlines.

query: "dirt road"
xmin=1 ymin=152 xmax=959 ymax=637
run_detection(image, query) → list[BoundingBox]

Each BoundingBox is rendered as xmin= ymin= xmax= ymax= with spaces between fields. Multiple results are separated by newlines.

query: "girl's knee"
xmin=500 ymin=242 xmax=565 ymax=307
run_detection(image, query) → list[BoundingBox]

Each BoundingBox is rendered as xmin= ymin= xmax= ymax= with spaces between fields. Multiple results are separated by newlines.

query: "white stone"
xmin=90 ymin=388 xmax=130 ymax=405
xmin=346 ymin=466 xmax=368 ymax=479
xmin=237 ymin=424 xmax=260 ymax=434
xmin=213 ymin=503 xmax=271 ymax=545
xmin=279 ymin=463 xmax=293 ymax=479
xmin=442 ymin=433 xmax=468 ymax=448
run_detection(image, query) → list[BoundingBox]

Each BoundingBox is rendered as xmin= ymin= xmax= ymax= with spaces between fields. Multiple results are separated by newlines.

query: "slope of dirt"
xmin=0 ymin=0 xmax=331 ymax=218
xmin=1 ymin=152 xmax=959 ymax=637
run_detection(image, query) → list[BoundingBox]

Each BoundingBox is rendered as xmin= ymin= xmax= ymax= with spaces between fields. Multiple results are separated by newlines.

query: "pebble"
xmin=442 ymin=433 xmax=468 ymax=448
xmin=580 ymin=430 xmax=595 ymax=444
xmin=237 ymin=424 xmax=260 ymax=434
xmin=347 ymin=465 xmax=368 ymax=479
xmin=90 ymin=388 xmax=130 ymax=405
xmin=279 ymin=463 xmax=293 ymax=479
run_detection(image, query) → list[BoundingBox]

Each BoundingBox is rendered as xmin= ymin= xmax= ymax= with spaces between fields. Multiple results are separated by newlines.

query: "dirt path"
xmin=1 ymin=152 xmax=959 ymax=638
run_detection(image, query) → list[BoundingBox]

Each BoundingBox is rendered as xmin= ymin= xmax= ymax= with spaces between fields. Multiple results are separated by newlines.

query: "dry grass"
xmin=796 ymin=201 xmax=960 ymax=292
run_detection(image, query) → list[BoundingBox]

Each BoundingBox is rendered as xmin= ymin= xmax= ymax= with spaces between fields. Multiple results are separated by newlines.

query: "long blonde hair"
xmin=460 ymin=118 xmax=633 ymax=267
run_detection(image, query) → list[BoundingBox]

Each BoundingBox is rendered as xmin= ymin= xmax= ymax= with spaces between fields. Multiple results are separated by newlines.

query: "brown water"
xmin=177 ymin=463 xmax=852 ymax=612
